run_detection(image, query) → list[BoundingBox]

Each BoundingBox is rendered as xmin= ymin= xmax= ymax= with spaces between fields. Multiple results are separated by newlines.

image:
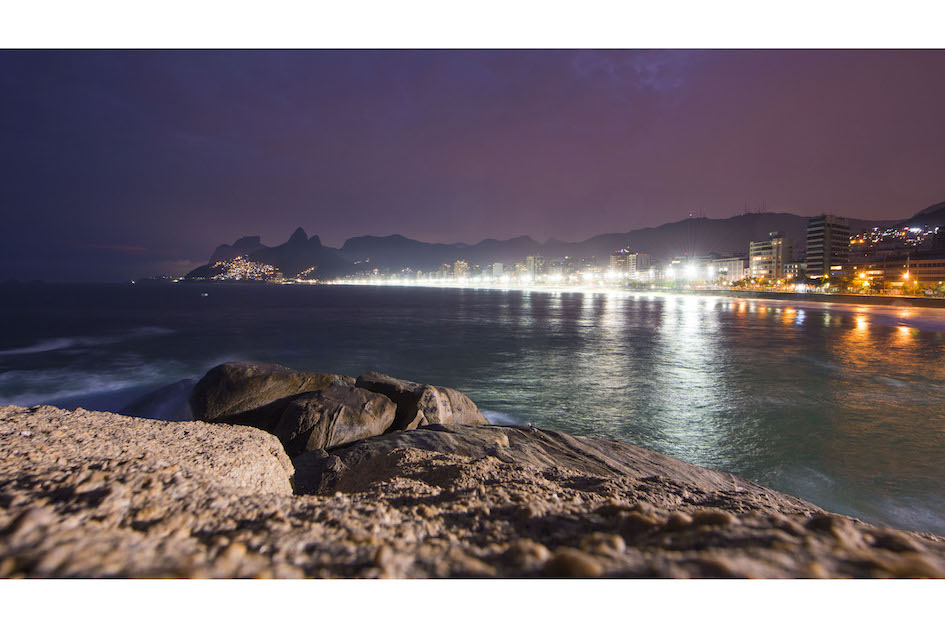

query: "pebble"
xmin=691 ymin=509 xmax=736 ymax=527
xmin=664 ymin=511 xmax=694 ymax=531
xmin=580 ymin=532 xmax=626 ymax=556
xmin=503 ymin=539 xmax=552 ymax=567
xmin=542 ymin=548 xmax=605 ymax=578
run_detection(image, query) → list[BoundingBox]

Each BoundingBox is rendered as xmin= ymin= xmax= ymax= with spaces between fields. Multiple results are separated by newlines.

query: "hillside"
xmin=187 ymin=228 xmax=353 ymax=280
xmin=186 ymin=208 xmax=918 ymax=279
xmin=894 ymin=201 xmax=945 ymax=229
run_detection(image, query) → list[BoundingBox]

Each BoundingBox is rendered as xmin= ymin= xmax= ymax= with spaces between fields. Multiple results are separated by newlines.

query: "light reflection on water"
xmin=2 ymin=283 xmax=945 ymax=535
xmin=446 ymin=288 xmax=945 ymax=535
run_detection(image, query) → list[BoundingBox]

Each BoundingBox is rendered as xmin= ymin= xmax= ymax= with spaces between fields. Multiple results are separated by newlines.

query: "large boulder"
xmin=189 ymin=361 xmax=354 ymax=421
xmin=355 ymin=372 xmax=489 ymax=430
xmin=272 ymin=385 xmax=397 ymax=456
xmin=292 ymin=423 xmax=819 ymax=505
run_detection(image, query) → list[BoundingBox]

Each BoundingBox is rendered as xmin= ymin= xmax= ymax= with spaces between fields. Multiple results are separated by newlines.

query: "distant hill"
xmin=560 ymin=213 xmax=895 ymax=262
xmin=187 ymin=228 xmax=352 ymax=280
xmin=334 ymin=213 xmax=896 ymax=271
xmin=187 ymin=205 xmax=931 ymax=280
xmin=209 ymin=236 xmax=265 ymax=265
xmin=339 ymin=234 xmax=469 ymax=271
xmin=894 ymin=200 xmax=945 ymax=229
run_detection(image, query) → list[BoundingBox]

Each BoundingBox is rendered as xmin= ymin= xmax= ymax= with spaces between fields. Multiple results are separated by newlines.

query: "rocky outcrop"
xmin=290 ymin=423 xmax=815 ymax=505
xmin=355 ymin=372 xmax=489 ymax=430
xmin=272 ymin=386 xmax=396 ymax=456
xmin=3 ymin=404 xmax=945 ymax=578
xmin=189 ymin=361 xmax=353 ymax=421
xmin=195 ymin=364 xmax=487 ymax=454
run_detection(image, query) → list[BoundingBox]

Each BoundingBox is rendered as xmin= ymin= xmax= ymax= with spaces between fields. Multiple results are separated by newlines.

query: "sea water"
xmin=2 ymin=282 xmax=945 ymax=534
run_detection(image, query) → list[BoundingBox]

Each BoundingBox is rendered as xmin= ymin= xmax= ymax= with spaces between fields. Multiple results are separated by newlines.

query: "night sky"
xmin=2 ymin=49 xmax=944 ymax=281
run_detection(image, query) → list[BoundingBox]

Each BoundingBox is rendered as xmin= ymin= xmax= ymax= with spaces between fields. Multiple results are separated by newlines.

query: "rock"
xmin=1 ymin=405 xmax=294 ymax=496
xmin=189 ymin=361 xmax=353 ymax=421
xmin=4 ymin=403 xmax=945 ymax=578
xmin=543 ymin=548 xmax=605 ymax=577
xmin=355 ymin=372 xmax=488 ymax=430
xmin=291 ymin=423 xmax=813 ymax=506
xmin=272 ymin=386 xmax=397 ymax=457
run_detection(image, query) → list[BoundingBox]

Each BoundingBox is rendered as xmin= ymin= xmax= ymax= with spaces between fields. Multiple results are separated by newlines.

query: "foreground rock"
xmin=355 ymin=372 xmax=489 ymax=430
xmin=3 ymin=405 xmax=945 ymax=578
xmin=291 ymin=424 xmax=817 ymax=504
xmin=189 ymin=361 xmax=353 ymax=421
xmin=197 ymin=364 xmax=487 ymax=455
xmin=272 ymin=386 xmax=396 ymax=456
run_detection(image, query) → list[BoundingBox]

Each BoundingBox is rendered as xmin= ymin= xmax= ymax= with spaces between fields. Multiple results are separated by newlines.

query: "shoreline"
xmin=676 ymin=288 xmax=945 ymax=309
xmin=29 ymin=280 xmax=944 ymax=311
xmin=325 ymin=280 xmax=945 ymax=309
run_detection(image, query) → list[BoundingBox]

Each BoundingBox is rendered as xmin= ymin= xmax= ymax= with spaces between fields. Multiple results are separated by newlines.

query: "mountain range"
xmin=186 ymin=201 xmax=945 ymax=280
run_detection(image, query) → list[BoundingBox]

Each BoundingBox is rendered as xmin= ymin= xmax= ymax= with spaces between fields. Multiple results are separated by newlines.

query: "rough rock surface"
xmin=272 ymin=386 xmax=397 ymax=456
xmin=355 ymin=372 xmax=489 ymax=430
xmin=189 ymin=361 xmax=353 ymax=421
xmin=3 ymin=405 xmax=945 ymax=578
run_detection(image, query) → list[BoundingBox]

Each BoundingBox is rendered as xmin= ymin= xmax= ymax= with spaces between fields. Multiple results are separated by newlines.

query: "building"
xmin=525 ymin=255 xmax=544 ymax=277
xmin=453 ymin=260 xmax=469 ymax=278
xmin=492 ymin=262 xmax=504 ymax=277
xmin=749 ymin=232 xmax=794 ymax=280
xmin=708 ymin=257 xmax=748 ymax=283
xmin=864 ymin=252 xmax=945 ymax=287
xmin=610 ymin=249 xmax=652 ymax=278
xmin=806 ymin=215 xmax=850 ymax=279
xmin=783 ymin=261 xmax=807 ymax=281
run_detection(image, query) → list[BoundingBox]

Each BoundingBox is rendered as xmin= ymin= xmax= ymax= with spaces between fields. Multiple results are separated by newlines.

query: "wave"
xmin=0 ymin=326 xmax=174 ymax=357
xmin=481 ymin=409 xmax=522 ymax=426
xmin=0 ymin=361 xmax=185 ymax=407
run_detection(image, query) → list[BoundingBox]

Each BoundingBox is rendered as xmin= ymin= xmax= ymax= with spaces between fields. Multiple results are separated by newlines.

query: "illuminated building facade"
xmin=708 ymin=256 xmax=748 ymax=283
xmin=525 ymin=255 xmax=544 ymax=277
xmin=610 ymin=249 xmax=651 ymax=278
xmin=749 ymin=232 xmax=794 ymax=279
xmin=806 ymin=215 xmax=850 ymax=279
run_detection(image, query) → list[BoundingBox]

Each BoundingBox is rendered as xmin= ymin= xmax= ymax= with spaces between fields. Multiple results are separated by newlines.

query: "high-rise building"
xmin=610 ymin=249 xmax=652 ymax=278
xmin=749 ymin=232 xmax=793 ymax=280
xmin=806 ymin=215 xmax=850 ymax=279
xmin=492 ymin=262 xmax=504 ymax=277
xmin=453 ymin=260 xmax=469 ymax=278
xmin=525 ymin=255 xmax=544 ymax=277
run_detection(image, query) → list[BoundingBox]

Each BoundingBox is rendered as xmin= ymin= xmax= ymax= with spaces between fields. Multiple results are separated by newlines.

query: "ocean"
xmin=2 ymin=282 xmax=945 ymax=535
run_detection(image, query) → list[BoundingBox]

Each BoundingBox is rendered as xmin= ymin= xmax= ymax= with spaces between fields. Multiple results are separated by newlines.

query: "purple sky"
xmin=2 ymin=49 xmax=944 ymax=280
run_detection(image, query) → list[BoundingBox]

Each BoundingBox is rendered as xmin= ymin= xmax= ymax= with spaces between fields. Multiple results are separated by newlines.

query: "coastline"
xmin=676 ymin=288 xmax=945 ymax=309
xmin=326 ymin=279 xmax=945 ymax=309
